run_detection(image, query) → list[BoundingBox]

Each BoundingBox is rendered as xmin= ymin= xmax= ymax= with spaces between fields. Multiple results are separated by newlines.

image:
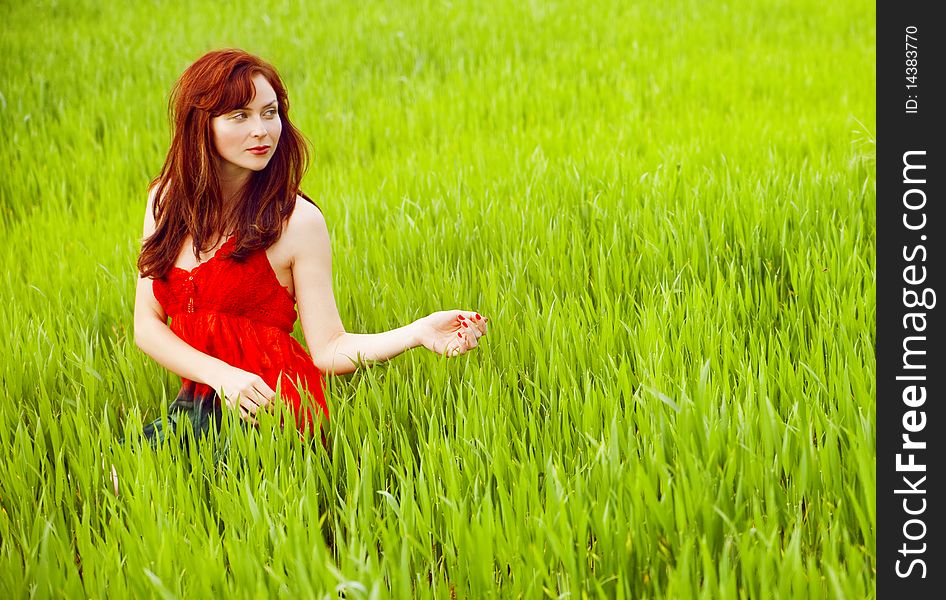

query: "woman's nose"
xmin=250 ymin=116 xmax=268 ymax=137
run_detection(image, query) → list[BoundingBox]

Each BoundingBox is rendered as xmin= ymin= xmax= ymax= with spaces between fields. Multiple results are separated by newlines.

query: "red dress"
xmin=152 ymin=236 xmax=328 ymax=437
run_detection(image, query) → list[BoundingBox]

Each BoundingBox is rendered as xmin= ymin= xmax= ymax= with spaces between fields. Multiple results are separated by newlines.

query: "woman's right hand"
xmin=209 ymin=366 xmax=276 ymax=425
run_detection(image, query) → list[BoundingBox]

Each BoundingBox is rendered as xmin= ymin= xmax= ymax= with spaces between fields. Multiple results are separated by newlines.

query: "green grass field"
xmin=0 ymin=0 xmax=876 ymax=597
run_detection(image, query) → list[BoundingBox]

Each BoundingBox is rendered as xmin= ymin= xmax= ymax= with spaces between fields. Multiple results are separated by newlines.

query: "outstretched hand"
xmin=414 ymin=310 xmax=489 ymax=358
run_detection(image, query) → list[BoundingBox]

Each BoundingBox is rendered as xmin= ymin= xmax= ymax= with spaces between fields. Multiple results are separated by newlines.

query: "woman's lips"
xmin=247 ymin=146 xmax=270 ymax=155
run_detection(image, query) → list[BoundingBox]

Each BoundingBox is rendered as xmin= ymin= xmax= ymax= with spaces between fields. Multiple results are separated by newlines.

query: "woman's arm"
xmin=134 ymin=278 xmax=276 ymax=421
xmin=289 ymin=199 xmax=417 ymax=375
xmin=134 ymin=185 xmax=231 ymax=385
xmin=133 ymin=186 xmax=275 ymax=420
xmin=133 ymin=278 xmax=233 ymax=386
xmin=290 ymin=198 xmax=487 ymax=376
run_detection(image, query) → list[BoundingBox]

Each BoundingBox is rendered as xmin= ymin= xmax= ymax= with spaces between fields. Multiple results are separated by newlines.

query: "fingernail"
xmin=458 ymin=315 xmax=465 ymax=320
xmin=462 ymin=322 xmax=468 ymax=327
xmin=475 ymin=314 xmax=481 ymax=320
xmin=457 ymin=332 xmax=462 ymax=337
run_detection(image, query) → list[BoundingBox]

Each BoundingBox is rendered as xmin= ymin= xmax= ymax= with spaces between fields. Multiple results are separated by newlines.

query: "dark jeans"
xmin=130 ymin=386 xmax=328 ymax=463
xmin=134 ymin=387 xmax=233 ymax=464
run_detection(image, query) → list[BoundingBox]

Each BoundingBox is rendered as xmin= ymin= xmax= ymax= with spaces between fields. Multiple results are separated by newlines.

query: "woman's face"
xmin=211 ymin=73 xmax=282 ymax=180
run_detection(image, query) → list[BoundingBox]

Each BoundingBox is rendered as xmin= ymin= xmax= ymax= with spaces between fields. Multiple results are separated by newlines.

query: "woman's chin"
xmin=245 ymin=159 xmax=273 ymax=172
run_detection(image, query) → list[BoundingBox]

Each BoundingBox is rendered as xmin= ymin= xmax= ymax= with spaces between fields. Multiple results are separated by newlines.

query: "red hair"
xmin=138 ymin=48 xmax=317 ymax=279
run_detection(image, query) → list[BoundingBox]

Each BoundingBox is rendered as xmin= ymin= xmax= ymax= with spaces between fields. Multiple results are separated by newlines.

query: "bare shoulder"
xmin=144 ymin=180 xmax=169 ymax=223
xmin=285 ymin=195 xmax=330 ymax=261
xmin=287 ymin=194 xmax=328 ymax=240
xmin=146 ymin=179 xmax=167 ymax=209
xmin=142 ymin=181 xmax=165 ymax=241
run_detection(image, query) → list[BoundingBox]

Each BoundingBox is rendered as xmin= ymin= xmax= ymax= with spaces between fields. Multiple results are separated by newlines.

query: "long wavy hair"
xmin=138 ymin=48 xmax=318 ymax=279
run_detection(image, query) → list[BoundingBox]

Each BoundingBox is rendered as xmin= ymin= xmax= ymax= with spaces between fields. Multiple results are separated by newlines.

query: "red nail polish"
xmin=462 ymin=322 xmax=468 ymax=327
xmin=457 ymin=332 xmax=462 ymax=337
xmin=475 ymin=314 xmax=481 ymax=320
xmin=458 ymin=315 xmax=465 ymax=320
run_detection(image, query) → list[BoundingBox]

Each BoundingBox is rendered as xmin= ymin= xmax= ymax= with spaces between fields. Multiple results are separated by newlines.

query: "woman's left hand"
xmin=413 ymin=310 xmax=489 ymax=358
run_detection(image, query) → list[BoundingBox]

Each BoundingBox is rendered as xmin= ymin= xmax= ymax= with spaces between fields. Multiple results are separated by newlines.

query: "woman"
xmin=134 ymin=48 xmax=488 ymax=447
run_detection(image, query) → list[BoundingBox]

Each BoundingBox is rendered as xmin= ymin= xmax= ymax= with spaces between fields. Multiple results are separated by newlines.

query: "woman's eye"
xmin=265 ymin=109 xmax=278 ymax=117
